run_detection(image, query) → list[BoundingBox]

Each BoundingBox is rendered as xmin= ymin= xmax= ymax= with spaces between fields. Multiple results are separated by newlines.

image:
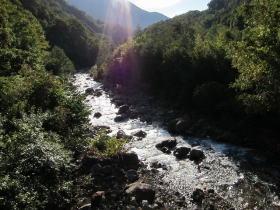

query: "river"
xmin=73 ymin=73 xmax=280 ymax=209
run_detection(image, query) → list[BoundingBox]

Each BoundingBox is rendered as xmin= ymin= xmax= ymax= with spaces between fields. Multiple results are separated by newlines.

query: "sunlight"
xmin=104 ymin=0 xmax=133 ymax=37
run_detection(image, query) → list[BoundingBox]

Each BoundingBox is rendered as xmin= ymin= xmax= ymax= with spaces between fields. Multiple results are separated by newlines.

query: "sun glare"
xmin=104 ymin=0 xmax=133 ymax=37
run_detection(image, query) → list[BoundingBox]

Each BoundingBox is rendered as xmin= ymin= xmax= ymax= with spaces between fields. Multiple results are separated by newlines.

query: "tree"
xmin=45 ymin=46 xmax=75 ymax=75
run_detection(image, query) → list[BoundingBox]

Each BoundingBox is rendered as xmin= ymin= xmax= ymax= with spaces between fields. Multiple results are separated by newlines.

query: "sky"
xmin=129 ymin=0 xmax=211 ymax=17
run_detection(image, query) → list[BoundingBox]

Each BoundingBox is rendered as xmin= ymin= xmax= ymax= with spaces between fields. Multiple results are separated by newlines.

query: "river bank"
xmin=72 ymin=72 xmax=280 ymax=209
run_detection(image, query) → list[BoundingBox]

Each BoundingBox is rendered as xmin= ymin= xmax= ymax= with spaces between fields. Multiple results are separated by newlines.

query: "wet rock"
xmin=91 ymin=191 xmax=105 ymax=207
xmin=189 ymin=149 xmax=205 ymax=162
xmin=85 ymin=88 xmax=94 ymax=95
xmin=168 ymin=117 xmax=192 ymax=134
xmin=173 ymin=147 xmax=191 ymax=160
xmin=116 ymin=130 xmax=132 ymax=140
xmin=150 ymin=161 xmax=168 ymax=170
xmin=156 ymin=139 xmax=177 ymax=153
xmin=125 ymin=182 xmax=155 ymax=204
xmin=126 ymin=169 xmax=139 ymax=182
xmin=207 ymin=189 xmax=215 ymax=194
xmin=191 ymin=142 xmax=200 ymax=147
xmin=114 ymin=152 xmax=140 ymax=170
xmin=94 ymin=112 xmax=102 ymax=118
xmin=133 ymin=130 xmax=147 ymax=138
xmin=94 ymin=90 xmax=102 ymax=97
xmin=192 ymin=189 xmax=205 ymax=204
xmin=92 ymin=126 xmax=112 ymax=134
xmin=176 ymin=119 xmax=191 ymax=133
xmin=114 ymin=115 xmax=127 ymax=122
xmin=118 ymin=105 xmax=130 ymax=114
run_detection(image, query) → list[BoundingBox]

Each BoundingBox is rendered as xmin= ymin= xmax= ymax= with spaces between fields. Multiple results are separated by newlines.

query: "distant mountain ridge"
xmin=66 ymin=0 xmax=169 ymax=29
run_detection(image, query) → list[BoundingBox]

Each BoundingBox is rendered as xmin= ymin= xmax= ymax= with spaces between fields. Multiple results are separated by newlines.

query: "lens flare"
xmin=104 ymin=0 xmax=133 ymax=39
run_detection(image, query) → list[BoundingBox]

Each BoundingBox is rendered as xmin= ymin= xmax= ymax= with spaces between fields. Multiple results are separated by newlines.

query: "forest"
xmin=0 ymin=0 xmax=279 ymax=208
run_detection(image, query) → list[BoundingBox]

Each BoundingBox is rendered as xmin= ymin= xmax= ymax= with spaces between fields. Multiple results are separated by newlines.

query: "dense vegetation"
xmin=0 ymin=0 xmax=125 ymax=208
xmin=103 ymin=0 xmax=280 ymax=152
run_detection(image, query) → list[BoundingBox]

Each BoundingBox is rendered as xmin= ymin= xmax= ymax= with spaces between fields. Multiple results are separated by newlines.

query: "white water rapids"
xmin=73 ymin=73 xmax=280 ymax=209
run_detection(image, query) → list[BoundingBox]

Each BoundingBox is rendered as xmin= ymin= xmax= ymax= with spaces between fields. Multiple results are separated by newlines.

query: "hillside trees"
xmin=228 ymin=0 xmax=280 ymax=113
xmin=0 ymin=0 xmax=91 ymax=208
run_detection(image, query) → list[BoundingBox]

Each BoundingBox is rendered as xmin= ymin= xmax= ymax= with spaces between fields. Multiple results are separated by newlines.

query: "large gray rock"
xmin=173 ymin=147 xmax=191 ymax=160
xmin=125 ymin=182 xmax=155 ymax=203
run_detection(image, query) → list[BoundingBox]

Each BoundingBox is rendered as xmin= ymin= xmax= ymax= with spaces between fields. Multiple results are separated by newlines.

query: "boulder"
xmin=118 ymin=105 xmax=130 ymax=114
xmin=189 ymin=149 xmax=205 ymax=162
xmin=156 ymin=139 xmax=177 ymax=150
xmin=192 ymin=189 xmax=205 ymax=204
xmin=168 ymin=117 xmax=192 ymax=134
xmin=161 ymin=147 xmax=171 ymax=154
xmin=126 ymin=169 xmax=139 ymax=182
xmin=116 ymin=130 xmax=132 ymax=140
xmin=85 ymin=88 xmax=94 ymax=95
xmin=91 ymin=191 xmax=105 ymax=207
xmin=116 ymin=130 xmax=126 ymax=139
xmin=133 ymin=130 xmax=147 ymax=138
xmin=94 ymin=112 xmax=102 ymax=118
xmin=175 ymin=119 xmax=191 ymax=133
xmin=114 ymin=152 xmax=140 ymax=170
xmin=125 ymin=182 xmax=155 ymax=203
xmin=173 ymin=147 xmax=191 ymax=160
xmin=114 ymin=115 xmax=127 ymax=122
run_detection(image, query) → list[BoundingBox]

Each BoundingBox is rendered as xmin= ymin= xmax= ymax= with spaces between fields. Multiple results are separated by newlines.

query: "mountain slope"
xmin=66 ymin=0 xmax=168 ymax=29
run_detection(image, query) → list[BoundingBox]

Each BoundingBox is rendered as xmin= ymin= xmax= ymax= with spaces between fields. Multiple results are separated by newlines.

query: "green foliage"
xmin=45 ymin=46 xmax=75 ymax=76
xmin=228 ymin=0 xmax=280 ymax=113
xmin=91 ymin=131 xmax=127 ymax=157
xmin=0 ymin=0 xmax=97 ymax=208
xmin=19 ymin=0 xmax=112 ymax=68
xmin=0 ymin=113 xmax=74 ymax=209
xmin=0 ymin=0 xmax=48 ymax=76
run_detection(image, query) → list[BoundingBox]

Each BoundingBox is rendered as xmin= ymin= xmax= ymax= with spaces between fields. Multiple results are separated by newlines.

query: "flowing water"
xmin=73 ymin=73 xmax=280 ymax=209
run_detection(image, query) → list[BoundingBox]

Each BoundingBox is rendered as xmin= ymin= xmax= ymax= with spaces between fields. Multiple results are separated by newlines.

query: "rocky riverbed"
xmin=72 ymin=73 xmax=280 ymax=209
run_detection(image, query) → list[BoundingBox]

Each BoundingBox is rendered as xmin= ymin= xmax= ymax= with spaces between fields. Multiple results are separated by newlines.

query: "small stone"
xmin=94 ymin=112 xmax=102 ymax=118
xmin=133 ymin=130 xmax=147 ymax=138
